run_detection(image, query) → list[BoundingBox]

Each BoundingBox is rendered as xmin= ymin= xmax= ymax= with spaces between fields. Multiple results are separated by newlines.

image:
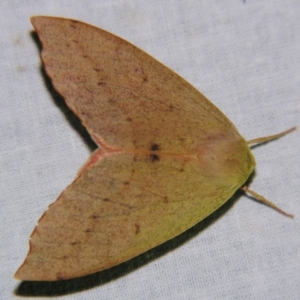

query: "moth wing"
xmin=15 ymin=17 xmax=256 ymax=280
xmin=31 ymin=16 xmax=240 ymax=152
xmin=16 ymin=148 xmax=243 ymax=281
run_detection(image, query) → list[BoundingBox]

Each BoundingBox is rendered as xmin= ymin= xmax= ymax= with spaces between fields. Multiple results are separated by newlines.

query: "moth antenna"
xmin=241 ymin=186 xmax=294 ymax=218
xmin=244 ymin=127 xmax=295 ymax=218
xmin=247 ymin=127 xmax=296 ymax=145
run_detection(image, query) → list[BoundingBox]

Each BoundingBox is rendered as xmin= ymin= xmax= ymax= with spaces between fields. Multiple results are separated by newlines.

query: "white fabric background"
xmin=1 ymin=1 xmax=299 ymax=299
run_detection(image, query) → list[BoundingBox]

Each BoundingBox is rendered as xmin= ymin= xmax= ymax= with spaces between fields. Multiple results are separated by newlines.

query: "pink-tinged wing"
xmin=15 ymin=16 xmax=255 ymax=281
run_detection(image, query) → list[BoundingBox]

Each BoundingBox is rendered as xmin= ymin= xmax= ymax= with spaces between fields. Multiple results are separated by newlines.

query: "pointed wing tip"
xmin=30 ymin=16 xmax=45 ymax=31
xmin=14 ymin=271 xmax=21 ymax=281
xmin=30 ymin=15 xmax=43 ymax=25
xmin=14 ymin=261 xmax=37 ymax=281
xmin=14 ymin=265 xmax=56 ymax=282
xmin=14 ymin=265 xmax=29 ymax=281
xmin=14 ymin=256 xmax=49 ymax=281
xmin=14 ymin=254 xmax=79 ymax=281
xmin=30 ymin=16 xmax=58 ymax=27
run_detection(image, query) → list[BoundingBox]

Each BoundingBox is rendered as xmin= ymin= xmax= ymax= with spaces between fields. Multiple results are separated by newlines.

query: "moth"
xmin=15 ymin=16 xmax=294 ymax=281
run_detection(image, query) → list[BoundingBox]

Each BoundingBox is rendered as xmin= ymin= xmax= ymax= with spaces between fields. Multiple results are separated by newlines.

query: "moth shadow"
xmin=14 ymin=188 xmax=246 ymax=297
xmin=30 ymin=31 xmax=97 ymax=153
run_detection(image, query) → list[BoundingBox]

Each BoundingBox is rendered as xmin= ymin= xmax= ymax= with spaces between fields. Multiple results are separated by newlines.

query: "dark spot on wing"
xmin=150 ymin=153 xmax=160 ymax=162
xmin=150 ymin=143 xmax=160 ymax=151
xmin=69 ymin=241 xmax=79 ymax=245
xmin=149 ymin=143 xmax=160 ymax=162
xmin=108 ymin=98 xmax=116 ymax=104
xmin=70 ymin=21 xmax=77 ymax=29
xmin=90 ymin=215 xmax=99 ymax=219
xmin=123 ymin=181 xmax=130 ymax=190
xmin=134 ymin=223 xmax=140 ymax=234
